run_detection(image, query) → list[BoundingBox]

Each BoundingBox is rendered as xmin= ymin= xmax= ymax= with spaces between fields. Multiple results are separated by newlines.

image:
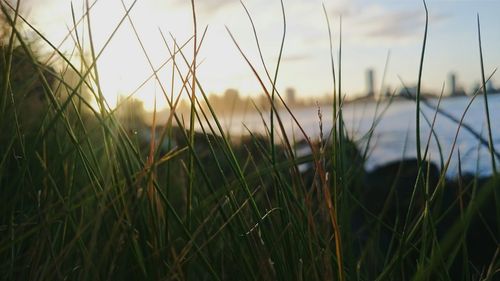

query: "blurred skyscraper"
xmin=286 ymin=87 xmax=296 ymax=106
xmin=448 ymin=72 xmax=465 ymax=97
xmin=366 ymin=68 xmax=375 ymax=98
xmin=449 ymin=73 xmax=457 ymax=96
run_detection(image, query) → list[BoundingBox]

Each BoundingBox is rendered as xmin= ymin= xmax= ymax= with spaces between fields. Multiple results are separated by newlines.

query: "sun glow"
xmin=29 ymin=0 xmax=360 ymax=112
xmin=32 ymin=0 xmax=325 ymax=113
xmin=32 ymin=0 xmax=197 ymax=112
xmin=83 ymin=1 xmax=193 ymax=112
xmin=24 ymin=0 xmax=500 ymax=111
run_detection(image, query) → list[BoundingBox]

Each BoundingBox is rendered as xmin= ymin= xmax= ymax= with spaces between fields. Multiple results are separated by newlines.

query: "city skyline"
xmin=9 ymin=0 xmax=500 ymax=110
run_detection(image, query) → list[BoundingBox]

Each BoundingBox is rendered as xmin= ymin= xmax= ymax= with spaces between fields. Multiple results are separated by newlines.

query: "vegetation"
xmin=0 ymin=1 xmax=498 ymax=280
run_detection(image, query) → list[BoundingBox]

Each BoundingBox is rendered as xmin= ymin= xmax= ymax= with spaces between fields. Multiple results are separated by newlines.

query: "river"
xmin=221 ymin=94 xmax=500 ymax=178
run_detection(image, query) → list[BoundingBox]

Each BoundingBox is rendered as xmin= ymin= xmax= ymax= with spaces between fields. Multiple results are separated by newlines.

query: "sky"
xmin=8 ymin=0 xmax=500 ymax=110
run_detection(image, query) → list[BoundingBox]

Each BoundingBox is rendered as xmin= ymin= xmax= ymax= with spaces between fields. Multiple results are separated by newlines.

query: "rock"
xmin=362 ymin=158 xmax=440 ymax=221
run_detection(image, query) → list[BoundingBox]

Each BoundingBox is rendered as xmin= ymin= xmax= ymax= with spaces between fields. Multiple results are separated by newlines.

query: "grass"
xmin=1 ymin=1 xmax=499 ymax=280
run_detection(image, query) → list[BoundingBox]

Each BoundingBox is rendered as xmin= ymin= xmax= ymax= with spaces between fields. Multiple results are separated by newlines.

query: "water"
xmin=223 ymin=95 xmax=500 ymax=178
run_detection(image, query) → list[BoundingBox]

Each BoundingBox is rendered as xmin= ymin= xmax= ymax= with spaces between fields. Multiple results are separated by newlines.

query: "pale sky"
xmin=9 ymin=0 xmax=500 ymax=110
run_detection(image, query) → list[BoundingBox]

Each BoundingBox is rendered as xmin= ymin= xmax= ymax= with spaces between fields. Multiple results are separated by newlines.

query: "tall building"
xmin=486 ymin=80 xmax=494 ymax=93
xmin=286 ymin=87 xmax=296 ymax=106
xmin=366 ymin=69 xmax=375 ymax=98
xmin=449 ymin=73 xmax=457 ymax=96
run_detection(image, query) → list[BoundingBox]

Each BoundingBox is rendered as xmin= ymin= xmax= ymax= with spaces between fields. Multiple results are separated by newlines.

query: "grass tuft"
xmin=0 ymin=1 xmax=498 ymax=280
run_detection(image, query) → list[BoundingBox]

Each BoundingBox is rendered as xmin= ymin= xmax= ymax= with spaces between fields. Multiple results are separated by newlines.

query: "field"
xmin=0 ymin=1 xmax=499 ymax=280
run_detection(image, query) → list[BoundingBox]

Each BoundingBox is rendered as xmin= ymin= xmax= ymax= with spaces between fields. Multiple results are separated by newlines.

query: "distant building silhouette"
xmin=487 ymin=81 xmax=500 ymax=94
xmin=486 ymin=80 xmax=495 ymax=93
xmin=286 ymin=87 xmax=296 ymax=106
xmin=400 ymin=86 xmax=416 ymax=98
xmin=449 ymin=73 xmax=457 ymax=96
xmin=366 ymin=68 xmax=375 ymax=98
xmin=448 ymin=73 xmax=465 ymax=97
xmin=472 ymin=82 xmax=481 ymax=95
xmin=383 ymin=86 xmax=393 ymax=98
xmin=224 ymin=88 xmax=239 ymax=101
xmin=472 ymin=80 xmax=499 ymax=95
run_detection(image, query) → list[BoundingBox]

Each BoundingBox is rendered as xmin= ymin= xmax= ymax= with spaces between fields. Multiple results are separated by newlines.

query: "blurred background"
xmin=6 ymin=0 xmax=500 ymax=111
